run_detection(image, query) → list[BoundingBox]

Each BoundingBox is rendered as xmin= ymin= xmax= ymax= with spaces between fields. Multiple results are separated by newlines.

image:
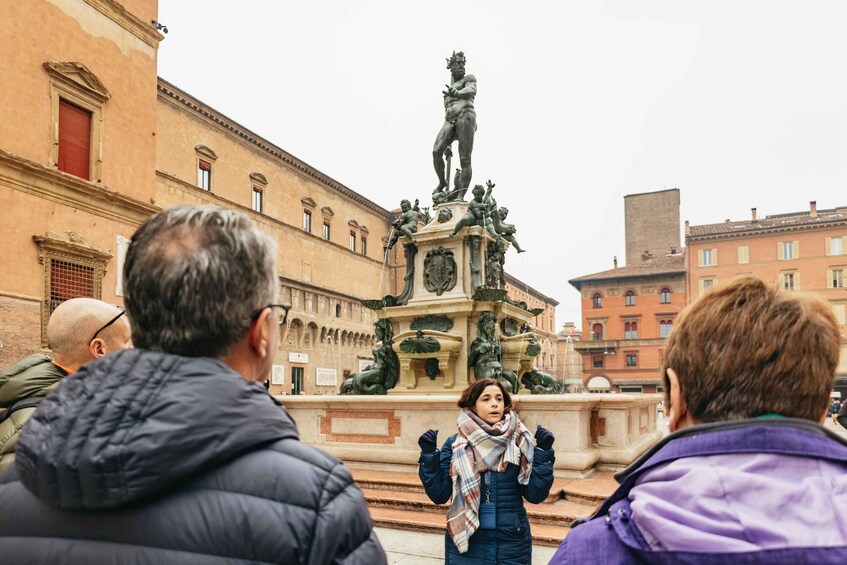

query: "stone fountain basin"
xmin=391 ymin=330 xmax=463 ymax=354
xmin=500 ymin=332 xmax=536 ymax=357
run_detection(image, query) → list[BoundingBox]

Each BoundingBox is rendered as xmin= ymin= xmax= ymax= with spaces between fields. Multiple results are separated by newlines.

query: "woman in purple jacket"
xmin=551 ymin=276 xmax=847 ymax=564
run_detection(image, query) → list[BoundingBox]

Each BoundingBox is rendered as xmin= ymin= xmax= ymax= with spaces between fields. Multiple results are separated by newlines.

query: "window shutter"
xmin=698 ymin=250 xmax=704 ymax=267
xmin=698 ymin=279 xmax=705 ymax=296
xmin=793 ymin=241 xmax=799 ymax=258
xmin=58 ymin=100 xmax=92 ymax=179
xmin=778 ymin=242 xmax=784 ymax=260
xmin=794 ymin=272 xmax=800 ymax=290
xmin=827 ymin=238 xmax=833 ymax=256
xmin=828 ymin=270 xmax=834 ymax=289
xmin=712 ymin=248 xmax=718 ymax=265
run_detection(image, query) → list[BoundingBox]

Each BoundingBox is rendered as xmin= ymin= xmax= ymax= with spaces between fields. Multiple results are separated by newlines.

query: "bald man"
xmin=0 ymin=298 xmax=131 ymax=473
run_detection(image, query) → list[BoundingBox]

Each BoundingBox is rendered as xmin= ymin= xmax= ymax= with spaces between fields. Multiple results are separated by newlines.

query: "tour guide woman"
xmin=418 ymin=378 xmax=555 ymax=564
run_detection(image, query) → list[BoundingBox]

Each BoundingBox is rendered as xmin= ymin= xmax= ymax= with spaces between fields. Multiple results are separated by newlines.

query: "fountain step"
xmin=351 ymin=468 xmax=618 ymax=505
xmin=368 ymin=506 xmax=571 ymax=548
xmin=363 ymin=487 xmax=597 ymax=526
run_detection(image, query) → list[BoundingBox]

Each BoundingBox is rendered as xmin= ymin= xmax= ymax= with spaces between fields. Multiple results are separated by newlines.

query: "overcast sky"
xmin=157 ymin=1 xmax=847 ymax=328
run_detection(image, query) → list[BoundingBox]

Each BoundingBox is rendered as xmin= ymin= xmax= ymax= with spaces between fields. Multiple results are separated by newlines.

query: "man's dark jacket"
xmin=0 ymin=349 xmax=386 ymax=564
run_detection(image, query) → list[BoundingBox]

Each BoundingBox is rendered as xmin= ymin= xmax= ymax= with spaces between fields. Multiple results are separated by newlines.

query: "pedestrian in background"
xmin=418 ymin=378 xmax=555 ymax=564
xmin=0 ymin=298 xmax=130 ymax=474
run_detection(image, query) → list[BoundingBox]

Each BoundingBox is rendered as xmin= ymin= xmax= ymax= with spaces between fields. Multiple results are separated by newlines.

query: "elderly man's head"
xmin=662 ymin=276 xmax=840 ymax=431
xmin=123 ymin=206 xmax=280 ymax=381
xmin=47 ymin=298 xmax=132 ymax=371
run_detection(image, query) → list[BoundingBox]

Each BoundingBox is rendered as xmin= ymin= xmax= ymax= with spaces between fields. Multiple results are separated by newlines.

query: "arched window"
xmin=592 ymin=293 xmax=602 ymax=308
xmin=625 ymin=322 xmax=638 ymax=340
xmin=660 ymin=319 xmax=673 ymax=338
xmin=592 ymin=323 xmax=603 ymax=340
xmin=660 ymin=287 xmax=671 ymax=304
xmin=625 ymin=290 xmax=636 ymax=306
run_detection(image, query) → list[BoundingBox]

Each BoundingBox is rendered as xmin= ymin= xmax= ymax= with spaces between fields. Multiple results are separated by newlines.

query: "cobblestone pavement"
xmin=374 ymin=527 xmax=558 ymax=565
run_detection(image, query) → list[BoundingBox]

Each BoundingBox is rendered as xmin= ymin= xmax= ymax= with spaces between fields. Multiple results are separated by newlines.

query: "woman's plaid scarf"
xmin=446 ymin=409 xmax=535 ymax=553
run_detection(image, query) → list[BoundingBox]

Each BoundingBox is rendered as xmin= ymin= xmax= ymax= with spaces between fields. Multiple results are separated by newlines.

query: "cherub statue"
xmin=493 ymin=207 xmax=525 ymax=253
xmin=387 ymin=199 xmax=420 ymax=250
xmin=449 ymin=184 xmax=489 ymax=236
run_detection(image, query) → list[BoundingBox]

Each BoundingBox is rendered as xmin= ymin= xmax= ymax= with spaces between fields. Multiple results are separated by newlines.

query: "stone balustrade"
xmin=278 ymin=393 xmax=662 ymax=478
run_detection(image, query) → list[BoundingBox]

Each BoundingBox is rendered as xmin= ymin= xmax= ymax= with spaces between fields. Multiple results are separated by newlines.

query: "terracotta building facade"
xmin=570 ymin=189 xmax=686 ymax=393
xmin=687 ymin=202 xmax=847 ymax=396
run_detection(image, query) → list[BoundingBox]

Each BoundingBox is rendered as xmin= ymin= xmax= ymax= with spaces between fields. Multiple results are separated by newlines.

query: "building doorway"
xmin=292 ymin=367 xmax=304 ymax=395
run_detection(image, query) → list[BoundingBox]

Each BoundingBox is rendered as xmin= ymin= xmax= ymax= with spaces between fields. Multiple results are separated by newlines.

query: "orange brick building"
xmin=687 ymin=202 xmax=847 ymax=395
xmin=570 ymin=189 xmax=686 ymax=393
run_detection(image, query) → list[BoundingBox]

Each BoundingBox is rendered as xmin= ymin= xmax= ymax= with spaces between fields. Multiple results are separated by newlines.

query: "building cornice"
xmin=569 ymin=269 xmax=686 ymax=291
xmin=156 ymin=78 xmax=392 ymax=219
xmin=0 ymin=148 xmax=158 ymax=225
xmin=81 ymin=0 xmax=164 ymax=48
xmin=687 ymin=218 xmax=847 ymax=243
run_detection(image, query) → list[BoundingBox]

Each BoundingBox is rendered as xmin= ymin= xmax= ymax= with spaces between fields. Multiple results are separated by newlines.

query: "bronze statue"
xmin=521 ymin=368 xmax=565 ymax=394
xmin=387 ymin=199 xmax=421 ymax=250
xmin=339 ymin=320 xmax=400 ymax=395
xmin=492 ymin=207 xmax=525 ymax=253
xmin=432 ymin=51 xmax=477 ymax=199
xmin=449 ymin=184 xmax=489 ymax=236
xmin=468 ymin=311 xmax=518 ymax=394
xmin=485 ymin=238 xmax=506 ymax=288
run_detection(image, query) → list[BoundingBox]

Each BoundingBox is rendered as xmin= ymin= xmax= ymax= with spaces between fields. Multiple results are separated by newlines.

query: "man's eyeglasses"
xmin=250 ymin=303 xmax=292 ymax=327
xmin=91 ymin=310 xmax=126 ymax=343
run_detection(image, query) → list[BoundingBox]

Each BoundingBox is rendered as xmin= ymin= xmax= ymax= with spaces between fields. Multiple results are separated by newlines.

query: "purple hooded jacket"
xmin=550 ymin=418 xmax=847 ymax=564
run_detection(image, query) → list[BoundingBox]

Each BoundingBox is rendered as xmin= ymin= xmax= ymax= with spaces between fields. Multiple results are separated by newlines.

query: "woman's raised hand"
xmin=535 ymin=425 xmax=555 ymax=450
xmin=418 ymin=429 xmax=439 ymax=452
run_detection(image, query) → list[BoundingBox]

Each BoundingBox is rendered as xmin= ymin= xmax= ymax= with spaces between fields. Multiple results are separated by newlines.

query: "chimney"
xmin=810 ymin=201 xmax=817 ymax=218
xmin=684 ymin=220 xmax=690 ymax=236
xmin=751 ymin=208 xmax=757 ymax=220
xmin=613 ymin=256 xmax=618 ymax=269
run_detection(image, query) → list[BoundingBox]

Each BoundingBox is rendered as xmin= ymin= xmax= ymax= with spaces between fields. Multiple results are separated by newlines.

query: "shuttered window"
xmin=737 ymin=245 xmax=750 ymax=264
xmin=778 ymin=241 xmax=799 ymax=260
xmin=58 ymin=99 xmax=92 ymax=179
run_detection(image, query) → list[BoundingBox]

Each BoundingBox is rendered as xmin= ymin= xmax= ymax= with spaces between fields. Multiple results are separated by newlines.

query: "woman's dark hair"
xmin=457 ymin=378 xmax=512 ymax=413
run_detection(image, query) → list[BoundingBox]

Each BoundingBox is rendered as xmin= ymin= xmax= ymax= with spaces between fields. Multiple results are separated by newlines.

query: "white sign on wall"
xmin=271 ymin=365 xmax=285 ymax=385
xmin=316 ymin=368 xmax=338 ymax=386
xmin=289 ymin=352 xmax=308 ymax=363
xmin=115 ymin=235 xmax=130 ymax=297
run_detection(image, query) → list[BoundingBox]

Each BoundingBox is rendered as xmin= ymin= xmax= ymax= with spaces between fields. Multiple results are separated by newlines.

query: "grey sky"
xmin=157 ymin=1 xmax=847 ymax=328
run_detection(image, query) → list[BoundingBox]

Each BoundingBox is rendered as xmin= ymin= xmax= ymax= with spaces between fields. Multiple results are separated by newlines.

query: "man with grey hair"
xmin=0 ymin=298 xmax=131 ymax=473
xmin=0 ymin=205 xmax=386 ymax=564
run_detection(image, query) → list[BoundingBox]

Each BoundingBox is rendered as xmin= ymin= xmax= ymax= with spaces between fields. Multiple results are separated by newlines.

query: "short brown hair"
xmin=457 ymin=378 xmax=513 ymax=414
xmin=662 ymin=276 xmax=840 ymax=422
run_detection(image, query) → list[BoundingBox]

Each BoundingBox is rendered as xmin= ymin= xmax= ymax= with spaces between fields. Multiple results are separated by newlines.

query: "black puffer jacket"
xmin=0 ymin=349 xmax=386 ymax=564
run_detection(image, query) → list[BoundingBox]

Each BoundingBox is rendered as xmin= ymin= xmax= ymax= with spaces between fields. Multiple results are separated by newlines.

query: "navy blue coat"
xmin=419 ymin=433 xmax=555 ymax=564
